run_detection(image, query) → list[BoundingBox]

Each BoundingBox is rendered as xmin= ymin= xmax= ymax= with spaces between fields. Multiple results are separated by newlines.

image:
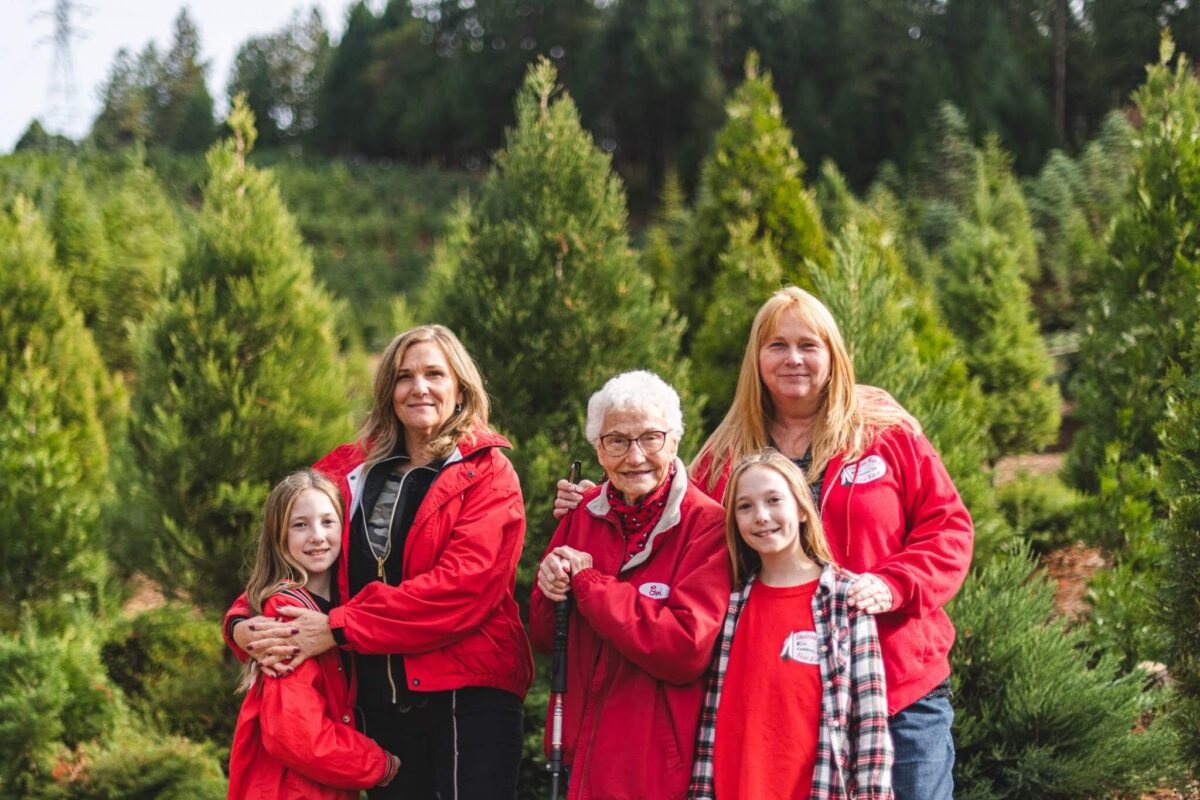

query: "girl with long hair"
xmin=227 ymin=470 xmax=400 ymax=799
xmin=689 ymin=451 xmax=892 ymax=800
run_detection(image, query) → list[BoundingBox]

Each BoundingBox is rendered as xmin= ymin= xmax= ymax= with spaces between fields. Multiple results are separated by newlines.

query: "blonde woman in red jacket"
xmin=556 ymin=289 xmax=973 ymax=800
xmin=531 ymin=370 xmax=732 ymax=800
xmin=226 ymin=325 xmax=533 ymax=800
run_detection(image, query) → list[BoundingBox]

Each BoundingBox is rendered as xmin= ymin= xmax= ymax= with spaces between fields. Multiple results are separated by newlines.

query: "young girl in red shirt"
xmin=227 ymin=470 xmax=400 ymax=800
xmin=690 ymin=451 xmax=893 ymax=800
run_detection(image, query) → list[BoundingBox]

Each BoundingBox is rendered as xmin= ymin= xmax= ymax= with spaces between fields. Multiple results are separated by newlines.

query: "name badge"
xmin=840 ymin=454 xmax=887 ymax=485
xmin=638 ymin=582 xmax=670 ymax=600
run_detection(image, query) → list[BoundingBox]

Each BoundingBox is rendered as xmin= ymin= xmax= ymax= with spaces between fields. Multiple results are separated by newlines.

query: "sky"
xmin=0 ymin=0 xmax=358 ymax=153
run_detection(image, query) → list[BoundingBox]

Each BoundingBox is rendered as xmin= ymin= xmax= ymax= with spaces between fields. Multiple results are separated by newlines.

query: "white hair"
xmin=585 ymin=370 xmax=685 ymax=444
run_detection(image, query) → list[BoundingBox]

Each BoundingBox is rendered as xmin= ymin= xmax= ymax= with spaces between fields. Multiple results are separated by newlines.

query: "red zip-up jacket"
xmin=693 ymin=424 xmax=974 ymax=715
xmin=227 ymin=588 xmax=394 ymax=800
xmin=529 ymin=461 xmax=731 ymax=800
xmin=225 ymin=430 xmax=534 ymax=701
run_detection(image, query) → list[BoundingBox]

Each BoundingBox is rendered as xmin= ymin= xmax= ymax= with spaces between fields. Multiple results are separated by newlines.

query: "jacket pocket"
xmin=653 ymin=684 xmax=687 ymax=773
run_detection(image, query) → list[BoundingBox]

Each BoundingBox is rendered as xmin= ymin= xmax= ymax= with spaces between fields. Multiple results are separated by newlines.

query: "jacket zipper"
xmin=360 ymin=459 xmax=408 ymax=704
xmin=362 ymin=462 xmax=438 ymax=705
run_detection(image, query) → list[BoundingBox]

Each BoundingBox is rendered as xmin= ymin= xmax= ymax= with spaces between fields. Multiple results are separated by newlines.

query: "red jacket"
xmin=529 ymin=462 xmax=732 ymax=800
xmin=692 ymin=425 xmax=974 ymax=715
xmin=226 ymin=430 xmax=534 ymax=700
xmin=227 ymin=588 xmax=392 ymax=800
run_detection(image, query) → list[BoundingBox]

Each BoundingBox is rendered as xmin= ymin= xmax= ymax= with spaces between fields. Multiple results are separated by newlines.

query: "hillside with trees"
xmin=4 ymin=2 xmax=1200 ymax=796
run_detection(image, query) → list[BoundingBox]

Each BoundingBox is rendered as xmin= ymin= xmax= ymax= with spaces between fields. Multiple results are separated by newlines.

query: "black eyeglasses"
xmin=598 ymin=430 xmax=669 ymax=457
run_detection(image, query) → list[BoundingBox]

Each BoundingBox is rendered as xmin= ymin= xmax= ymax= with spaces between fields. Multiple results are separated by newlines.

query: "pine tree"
xmin=690 ymin=220 xmax=786 ymax=419
xmin=1023 ymin=111 xmax=1134 ymax=331
xmin=1159 ymin=334 xmax=1200 ymax=770
xmin=49 ymin=163 xmax=111 ymax=336
xmin=640 ymin=168 xmax=691 ymax=299
xmin=686 ymin=53 xmax=830 ymax=421
xmin=0 ymin=197 xmax=116 ymax=623
xmin=96 ymin=150 xmax=184 ymax=373
xmin=153 ymin=10 xmax=215 ymax=151
xmin=128 ymin=98 xmax=357 ymax=610
xmin=683 ymin=52 xmax=828 ymax=324
xmin=949 ymin=548 xmax=1173 ymax=799
xmin=432 ymin=58 xmax=692 ymax=570
xmin=1070 ymin=36 xmax=1200 ymax=494
xmin=936 ymin=145 xmax=1061 ymax=458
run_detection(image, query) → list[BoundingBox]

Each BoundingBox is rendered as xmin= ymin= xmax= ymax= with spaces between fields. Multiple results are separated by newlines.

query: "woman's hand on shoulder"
xmin=233 ymin=615 xmax=302 ymax=677
xmin=846 ymin=572 xmax=894 ymax=615
xmin=553 ymin=479 xmax=596 ymax=520
xmin=275 ymin=606 xmax=337 ymax=667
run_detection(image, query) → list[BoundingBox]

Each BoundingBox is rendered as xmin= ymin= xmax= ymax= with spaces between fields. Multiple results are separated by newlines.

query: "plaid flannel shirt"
xmin=688 ymin=564 xmax=894 ymax=800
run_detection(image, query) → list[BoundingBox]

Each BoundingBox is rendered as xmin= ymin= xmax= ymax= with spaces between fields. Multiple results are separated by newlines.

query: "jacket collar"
xmin=586 ymin=457 xmax=689 ymax=573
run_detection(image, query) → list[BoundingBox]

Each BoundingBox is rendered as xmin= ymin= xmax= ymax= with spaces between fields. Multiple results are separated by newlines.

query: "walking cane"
xmin=548 ymin=459 xmax=581 ymax=800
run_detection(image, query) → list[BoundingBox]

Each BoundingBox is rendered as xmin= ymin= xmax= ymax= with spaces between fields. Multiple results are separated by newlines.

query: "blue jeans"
xmin=890 ymin=687 xmax=955 ymax=800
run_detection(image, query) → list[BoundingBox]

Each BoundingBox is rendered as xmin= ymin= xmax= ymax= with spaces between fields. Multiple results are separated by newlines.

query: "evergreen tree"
xmin=684 ymin=53 xmax=830 ymax=421
xmin=639 ymin=168 xmax=692 ymax=299
xmin=128 ymin=98 xmax=357 ymax=610
xmin=0 ymin=198 xmax=115 ymax=622
xmin=937 ymin=145 xmax=1061 ymax=458
xmin=1159 ymin=334 xmax=1200 ymax=770
xmin=683 ymin=53 xmax=828 ymax=328
xmin=48 ymin=163 xmax=111 ymax=336
xmin=90 ymin=46 xmax=158 ymax=149
xmin=153 ymin=10 xmax=216 ymax=152
xmin=690 ymin=220 xmax=786 ymax=420
xmin=1070 ymin=36 xmax=1200 ymax=494
xmin=432 ymin=58 xmax=692 ymax=568
xmin=949 ymin=548 xmax=1173 ymax=799
xmin=808 ymin=214 xmax=1005 ymax=562
xmin=1023 ymin=111 xmax=1135 ymax=331
xmin=96 ymin=150 xmax=184 ymax=373
xmin=227 ymin=9 xmax=331 ymax=147
xmin=578 ymin=0 xmax=727 ymax=201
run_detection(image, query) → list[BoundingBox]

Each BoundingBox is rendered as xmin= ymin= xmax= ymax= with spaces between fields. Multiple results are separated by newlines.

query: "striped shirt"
xmin=689 ymin=564 xmax=894 ymax=800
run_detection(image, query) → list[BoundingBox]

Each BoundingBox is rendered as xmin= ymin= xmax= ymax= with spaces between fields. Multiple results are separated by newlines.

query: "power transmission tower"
xmin=37 ymin=0 xmax=91 ymax=139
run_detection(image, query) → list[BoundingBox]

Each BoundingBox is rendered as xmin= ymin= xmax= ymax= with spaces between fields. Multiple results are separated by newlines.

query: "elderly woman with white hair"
xmin=529 ymin=370 xmax=732 ymax=800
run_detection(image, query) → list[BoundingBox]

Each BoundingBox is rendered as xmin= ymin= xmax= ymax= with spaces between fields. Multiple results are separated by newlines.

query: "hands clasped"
xmin=537 ymin=546 xmax=594 ymax=602
xmin=233 ymin=607 xmax=337 ymax=676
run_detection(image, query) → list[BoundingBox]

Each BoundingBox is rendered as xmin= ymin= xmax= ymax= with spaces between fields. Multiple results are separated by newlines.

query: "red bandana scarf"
xmin=606 ymin=463 xmax=676 ymax=565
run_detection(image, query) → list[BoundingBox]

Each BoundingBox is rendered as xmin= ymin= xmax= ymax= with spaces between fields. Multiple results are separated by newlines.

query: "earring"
xmin=455 ymin=402 xmax=463 ymax=414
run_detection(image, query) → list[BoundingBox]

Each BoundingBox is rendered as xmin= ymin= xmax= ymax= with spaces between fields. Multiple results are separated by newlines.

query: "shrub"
xmin=62 ymin=720 xmax=227 ymax=800
xmin=101 ymin=605 xmax=241 ymax=748
xmin=0 ymin=616 xmax=119 ymax=798
xmin=995 ymin=473 xmax=1082 ymax=554
xmin=950 ymin=549 xmax=1174 ymax=798
xmin=1159 ymin=341 xmax=1200 ymax=770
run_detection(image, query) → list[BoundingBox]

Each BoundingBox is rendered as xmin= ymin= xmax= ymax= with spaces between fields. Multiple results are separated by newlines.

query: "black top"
xmin=345 ymin=446 xmax=445 ymax=707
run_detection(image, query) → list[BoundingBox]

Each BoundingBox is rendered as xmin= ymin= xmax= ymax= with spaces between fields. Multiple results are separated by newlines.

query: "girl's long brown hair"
xmin=238 ymin=469 xmax=342 ymax=692
xmin=723 ymin=450 xmax=837 ymax=589
xmin=693 ymin=286 xmax=919 ymax=494
xmin=358 ymin=325 xmax=494 ymax=468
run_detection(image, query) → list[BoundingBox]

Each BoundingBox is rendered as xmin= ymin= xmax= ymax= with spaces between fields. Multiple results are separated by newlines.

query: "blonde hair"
xmin=239 ymin=469 xmax=343 ymax=692
xmin=724 ymin=450 xmax=837 ymax=588
xmin=359 ymin=325 xmax=493 ymax=467
xmin=692 ymin=286 xmax=918 ymax=493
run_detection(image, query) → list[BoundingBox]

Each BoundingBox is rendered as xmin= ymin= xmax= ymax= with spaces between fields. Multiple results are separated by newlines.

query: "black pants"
xmin=360 ymin=687 xmax=524 ymax=800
